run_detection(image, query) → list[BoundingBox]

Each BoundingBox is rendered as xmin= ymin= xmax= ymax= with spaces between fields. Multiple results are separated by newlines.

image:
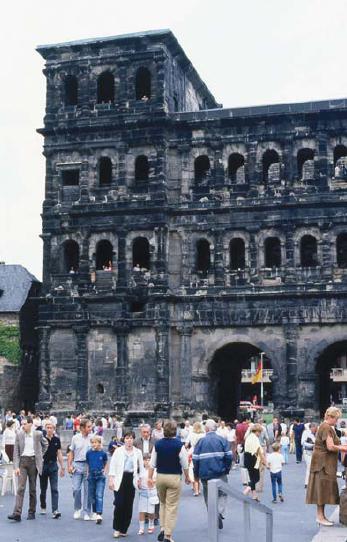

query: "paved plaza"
xmin=1 ymin=453 xmax=346 ymax=542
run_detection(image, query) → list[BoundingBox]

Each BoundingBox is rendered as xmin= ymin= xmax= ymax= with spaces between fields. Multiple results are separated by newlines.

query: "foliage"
xmin=0 ymin=324 xmax=21 ymax=365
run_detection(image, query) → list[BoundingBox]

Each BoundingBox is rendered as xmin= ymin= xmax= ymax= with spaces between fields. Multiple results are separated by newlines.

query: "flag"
xmin=252 ymin=361 xmax=262 ymax=385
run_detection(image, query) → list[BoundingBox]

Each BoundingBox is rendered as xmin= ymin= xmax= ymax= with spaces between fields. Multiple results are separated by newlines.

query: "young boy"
xmin=267 ymin=442 xmax=285 ymax=503
xmin=86 ymin=436 xmax=108 ymax=524
xmin=137 ymin=453 xmax=159 ymax=535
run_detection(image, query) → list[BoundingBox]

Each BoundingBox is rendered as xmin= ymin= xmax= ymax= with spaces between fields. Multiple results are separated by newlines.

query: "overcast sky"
xmin=1 ymin=0 xmax=347 ymax=280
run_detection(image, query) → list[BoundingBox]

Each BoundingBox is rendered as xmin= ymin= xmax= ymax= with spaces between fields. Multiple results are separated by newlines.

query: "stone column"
xmin=79 ymin=151 xmax=90 ymax=203
xmin=282 ymin=141 xmax=293 ymax=192
xmin=155 ymin=325 xmax=170 ymax=415
xmin=115 ymin=329 xmax=128 ymax=410
xmin=79 ymin=66 xmax=91 ymax=117
xmin=321 ymin=228 xmax=333 ymax=280
xmin=316 ymin=132 xmax=328 ymax=190
xmin=214 ymin=231 xmax=225 ymax=286
xmin=178 ymin=325 xmax=193 ymax=406
xmin=37 ymin=326 xmax=51 ymax=409
xmin=285 ymin=228 xmax=296 ymax=283
xmin=283 ymin=322 xmax=299 ymax=408
xmin=78 ymin=229 xmax=91 ymax=286
xmin=43 ymin=68 xmax=56 ymax=125
xmin=40 ymin=233 xmax=52 ymax=293
xmin=247 ymin=226 xmax=260 ymax=283
xmin=117 ymin=231 xmax=127 ymax=291
xmin=247 ymin=142 xmax=258 ymax=195
xmin=214 ymin=146 xmax=224 ymax=190
xmin=74 ymin=325 xmax=90 ymax=410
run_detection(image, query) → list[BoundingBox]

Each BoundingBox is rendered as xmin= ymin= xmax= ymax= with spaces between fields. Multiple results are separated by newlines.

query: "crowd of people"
xmin=1 ymin=408 xmax=347 ymax=537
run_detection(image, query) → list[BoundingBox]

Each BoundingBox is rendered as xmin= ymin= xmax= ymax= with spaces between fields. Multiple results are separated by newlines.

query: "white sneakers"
xmin=114 ymin=532 xmax=120 ymax=538
xmin=40 ymin=508 xmax=46 ymax=515
xmin=90 ymin=513 xmax=98 ymax=521
xmin=73 ymin=509 xmax=82 ymax=519
xmin=84 ymin=514 xmax=91 ymax=521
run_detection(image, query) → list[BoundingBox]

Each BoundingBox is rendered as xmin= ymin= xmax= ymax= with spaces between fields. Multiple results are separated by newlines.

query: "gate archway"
xmin=208 ymin=342 xmax=273 ymax=421
xmin=316 ymin=341 xmax=347 ymax=417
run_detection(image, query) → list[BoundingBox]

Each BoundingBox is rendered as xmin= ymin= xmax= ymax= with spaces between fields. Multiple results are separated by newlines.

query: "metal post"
xmin=266 ymin=511 xmax=273 ymax=542
xmin=244 ymin=501 xmax=251 ymax=542
xmin=208 ymin=479 xmax=219 ymax=542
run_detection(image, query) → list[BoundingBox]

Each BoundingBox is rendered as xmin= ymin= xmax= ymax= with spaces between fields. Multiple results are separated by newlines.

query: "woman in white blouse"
xmin=2 ymin=419 xmax=16 ymax=461
xmin=109 ymin=430 xmax=144 ymax=538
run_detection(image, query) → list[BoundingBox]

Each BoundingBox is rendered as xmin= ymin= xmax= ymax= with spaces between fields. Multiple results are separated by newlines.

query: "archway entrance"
xmin=317 ymin=341 xmax=347 ymax=417
xmin=208 ymin=343 xmax=273 ymax=421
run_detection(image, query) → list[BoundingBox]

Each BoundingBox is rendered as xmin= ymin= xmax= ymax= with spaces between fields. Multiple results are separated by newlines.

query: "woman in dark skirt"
xmin=108 ymin=430 xmax=144 ymax=538
xmin=306 ymin=407 xmax=347 ymax=526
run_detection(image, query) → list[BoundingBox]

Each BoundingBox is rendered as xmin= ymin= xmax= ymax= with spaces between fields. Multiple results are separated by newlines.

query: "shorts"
xmin=138 ymin=495 xmax=155 ymax=514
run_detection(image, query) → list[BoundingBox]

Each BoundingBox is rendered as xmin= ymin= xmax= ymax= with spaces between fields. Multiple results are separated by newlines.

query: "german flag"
xmin=252 ymin=361 xmax=262 ymax=385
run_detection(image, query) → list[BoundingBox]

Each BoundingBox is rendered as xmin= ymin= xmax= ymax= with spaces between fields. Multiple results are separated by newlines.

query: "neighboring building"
xmin=36 ymin=29 xmax=347 ymax=422
xmin=0 ymin=264 xmax=41 ymax=411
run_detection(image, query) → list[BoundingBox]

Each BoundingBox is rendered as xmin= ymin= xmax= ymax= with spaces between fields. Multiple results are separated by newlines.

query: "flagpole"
xmin=260 ymin=352 xmax=264 ymax=407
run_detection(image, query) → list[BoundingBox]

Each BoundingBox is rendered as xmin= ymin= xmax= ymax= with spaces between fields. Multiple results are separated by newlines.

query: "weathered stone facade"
xmin=36 ymin=29 xmax=347 ymax=421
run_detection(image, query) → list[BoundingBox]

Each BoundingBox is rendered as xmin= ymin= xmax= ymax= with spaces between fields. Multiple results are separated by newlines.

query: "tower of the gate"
xmin=37 ymin=29 xmax=347 ymax=421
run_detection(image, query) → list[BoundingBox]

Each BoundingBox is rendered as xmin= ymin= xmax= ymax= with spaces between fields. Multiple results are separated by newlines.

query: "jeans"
xmin=270 ymin=471 xmax=283 ymax=500
xmin=72 ymin=462 xmax=91 ymax=515
xmin=88 ymin=470 xmax=106 ymax=514
xmin=295 ymin=437 xmax=303 ymax=462
xmin=280 ymin=445 xmax=289 ymax=464
xmin=201 ymin=473 xmax=228 ymax=516
xmin=40 ymin=462 xmax=59 ymax=512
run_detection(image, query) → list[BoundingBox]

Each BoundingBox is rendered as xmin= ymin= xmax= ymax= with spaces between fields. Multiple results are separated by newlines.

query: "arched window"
xmin=334 ymin=145 xmax=347 ymax=166
xmin=96 ymin=240 xmax=113 ymax=270
xmin=300 ymin=235 xmax=318 ymax=267
xmin=228 ymin=153 xmax=245 ymax=183
xmin=195 ymin=156 xmax=210 ymax=183
xmin=135 ymin=155 xmax=149 ymax=182
xmin=230 ymin=238 xmax=245 ymax=270
xmin=265 ymin=237 xmax=281 ymax=267
xmin=263 ymin=149 xmax=280 ymax=182
xmin=297 ymin=148 xmax=314 ymax=179
xmin=337 ymin=233 xmax=347 ymax=267
xmin=99 ymin=157 xmax=112 ymax=186
xmin=64 ymin=75 xmax=78 ymax=106
xmin=132 ymin=237 xmax=150 ymax=270
xmin=196 ymin=239 xmax=211 ymax=272
xmin=135 ymin=68 xmax=151 ymax=100
xmin=63 ymin=240 xmax=79 ymax=273
xmin=96 ymin=383 xmax=105 ymax=394
xmin=97 ymin=71 xmax=114 ymax=104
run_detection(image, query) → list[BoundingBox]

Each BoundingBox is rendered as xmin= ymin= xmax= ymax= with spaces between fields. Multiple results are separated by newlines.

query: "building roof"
xmin=36 ymin=29 xmax=220 ymax=109
xmin=0 ymin=265 xmax=40 ymax=312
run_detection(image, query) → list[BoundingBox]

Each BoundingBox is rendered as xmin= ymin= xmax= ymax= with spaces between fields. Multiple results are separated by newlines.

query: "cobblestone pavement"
xmin=0 ymin=455 xmax=345 ymax=542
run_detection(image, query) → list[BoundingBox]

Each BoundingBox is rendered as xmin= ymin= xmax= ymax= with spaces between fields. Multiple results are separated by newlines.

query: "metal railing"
xmin=207 ymin=479 xmax=273 ymax=542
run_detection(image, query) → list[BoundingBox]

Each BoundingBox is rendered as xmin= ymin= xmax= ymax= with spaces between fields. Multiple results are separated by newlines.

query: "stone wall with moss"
xmin=0 ymin=315 xmax=21 ymax=365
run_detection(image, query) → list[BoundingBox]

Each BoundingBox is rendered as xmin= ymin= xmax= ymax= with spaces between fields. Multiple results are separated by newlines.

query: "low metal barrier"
xmin=207 ymin=479 xmax=273 ymax=542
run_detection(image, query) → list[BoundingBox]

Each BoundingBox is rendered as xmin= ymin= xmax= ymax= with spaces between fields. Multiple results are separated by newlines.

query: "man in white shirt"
xmin=302 ymin=422 xmax=317 ymax=488
xmin=67 ymin=418 xmax=92 ymax=520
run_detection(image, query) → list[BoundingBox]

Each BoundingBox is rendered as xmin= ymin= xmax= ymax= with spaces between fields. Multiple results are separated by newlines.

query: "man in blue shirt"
xmin=293 ymin=419 xmax=305 ymax=463
xmin=39 ymin=422 xmax=65 ymax=518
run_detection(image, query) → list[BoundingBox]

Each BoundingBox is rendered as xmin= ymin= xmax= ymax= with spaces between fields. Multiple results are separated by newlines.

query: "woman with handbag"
xmin=109 ymin=430 xmax=144 ymax=538
xmin=243 ymin=424 xmax=269 ymax=502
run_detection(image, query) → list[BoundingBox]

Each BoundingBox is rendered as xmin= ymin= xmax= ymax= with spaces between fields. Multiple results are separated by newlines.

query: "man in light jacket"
xmin=8 ymin=415 xmax=48 ymax=522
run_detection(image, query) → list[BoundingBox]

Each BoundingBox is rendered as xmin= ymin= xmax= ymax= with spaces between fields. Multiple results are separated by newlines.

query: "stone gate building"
xmin=36 ymin=29 xmax=347 ymax=421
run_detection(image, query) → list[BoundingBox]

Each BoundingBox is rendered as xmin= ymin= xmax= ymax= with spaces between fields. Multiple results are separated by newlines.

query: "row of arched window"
xmin=64 ymin=68 xmax=151 ymax=106
xmin=62 ymin=237 xmax=150 ymax=273
xmin=62 ymin=155 xmax=149 ymax=186
xmin=195 ymin=234 xmax=347 ymax=272
xmin=60 ymin=233 xmax=347 ymax=275
xmin=195 ymin=145 xmax=347 ymax=184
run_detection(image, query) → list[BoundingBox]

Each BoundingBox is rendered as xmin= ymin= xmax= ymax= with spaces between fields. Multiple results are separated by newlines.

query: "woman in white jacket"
xmin=109 ymin=430 xmax=144 ymax=538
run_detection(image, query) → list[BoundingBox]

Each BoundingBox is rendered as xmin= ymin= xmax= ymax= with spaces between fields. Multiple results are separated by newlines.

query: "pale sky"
xmin=1 ymin=0 xmax=347 ymax=280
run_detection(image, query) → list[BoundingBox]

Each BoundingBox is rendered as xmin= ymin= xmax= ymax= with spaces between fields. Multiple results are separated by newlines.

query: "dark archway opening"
xmin=63 ymin=240 xmax=79 ymax=273
xmin=297 ymin=148 xmax=314 ymax=179
xmin=64 ymin=75 xmax=78 ymax=106
xmin=195 ymin=155 xmax=210 ymax=184
xmin=132 ymin=237 xmax=150 ymax=270
xmin=334 ymin=145 xmax=347 ymax=167
xmin=135 ymin=155 xmax=149 ymax=182
xmin=317 ymin=341 xmax=347 ymax=417
xmin=97 ymin=71 xmax=114 ymax=104
xmin=196 ymin=239 xmax=211 ymax=274
xmin=230 ymin=238 xmax=245 ymax=270
xmin=337 ymin=233 xmax=347 ymax=267
xmin=96 ymin=240 xmax=113 ymax=270
xmin=300 ymin=235 xmax=318 ymax=267
xmin=228 ymin=153 xmax=245 ymax=183
xmin=135 ymin=68 xmax=151 ymax=100
xmin=208 ymin=343 xmax=273 ymax=420
xmin=99 ymin=157 xmax=112 ymax=186
xmin=263 ymin=149 xmax=279 ymax=183
xmin=265 ymin=237 xmax=281 ymax=267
